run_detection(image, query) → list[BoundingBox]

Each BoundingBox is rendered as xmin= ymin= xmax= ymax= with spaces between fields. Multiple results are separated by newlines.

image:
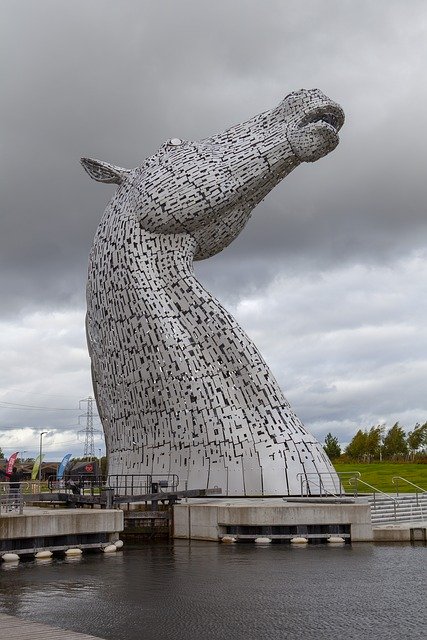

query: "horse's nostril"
xmin=320 ymin=114 xmax=338 ymax=128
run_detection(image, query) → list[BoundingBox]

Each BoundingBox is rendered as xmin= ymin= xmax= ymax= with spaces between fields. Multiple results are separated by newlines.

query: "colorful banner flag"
xmin=57 ymin=453 xmax=72 ymax=480
xmin=6 ymin=452 xmax=19 ymax=476
xmin=31 ymin=454 xmax=43 ymax=480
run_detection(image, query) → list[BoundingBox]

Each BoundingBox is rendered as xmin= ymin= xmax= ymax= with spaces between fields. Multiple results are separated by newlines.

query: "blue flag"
xmin=57 ymin=453 xmax=72 ymax=480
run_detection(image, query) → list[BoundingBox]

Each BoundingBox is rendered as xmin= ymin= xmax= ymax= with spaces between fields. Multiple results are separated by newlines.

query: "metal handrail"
xmin=348 ymin=477 xmax=398 ymax=520
xmin=392 ymin=476 xmax=427 ymax=506
xmin=298 ymin=476 xmax=339 ymax=499
xmin=46 ymin=473 xmax=179 ymax=497
xmin=0 ymin=481 xmax=31 ymax=490
xmin=296 ymin=471 xmax=360 ymax=498
xmin=107 ymin=473 xmax=179 ymax=496
xmin=0 ymin=480 xmax=29 ymax=514
xmin=47 ymin=474 xmax=102 ymax=495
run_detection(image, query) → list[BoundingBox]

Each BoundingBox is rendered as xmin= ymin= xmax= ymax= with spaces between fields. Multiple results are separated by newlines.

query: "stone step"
xmin=371 ymin=511 xmax=425 ymax=520
xmin=369 ymin=496 xmax=426 ymax=523
xmin=368 ymin=500 xmax=426 ymax=509
xmin=372 ymin=512 xmax=423 ymax=516
xmin=371 ymin=516 xmax=425 ymax=524
xmin=372 ymin=507 xmax=427 ymax=512
xmin=372 ymin=503 xmax=424 ymax=507
xmin=370 ymin=501 xmax=424 ymax=507
xmin=368 ymin=496 xmax=427 ymax=505
xmin=371 ymin=508 xmax=424 ymax=515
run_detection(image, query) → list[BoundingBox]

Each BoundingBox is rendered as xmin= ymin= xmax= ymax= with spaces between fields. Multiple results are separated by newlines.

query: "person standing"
xmin=8 ymin=466 xmax=23 ymax=511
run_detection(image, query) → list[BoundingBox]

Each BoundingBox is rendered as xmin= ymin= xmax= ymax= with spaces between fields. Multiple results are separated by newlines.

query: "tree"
xmin=366 ymin=425 xmax=385 ymax=461
xmin=407 ymin=422 xmax=427 ymax=458
xmin=0 ymin=447 xmax=4 ymax=460
xmin=323 ymin=433 xmax=341 ymax=459
xmin=382 ymin=422 xmax=408 ymax=459
xmin=345 ymin=429 xmax=368 ymax=460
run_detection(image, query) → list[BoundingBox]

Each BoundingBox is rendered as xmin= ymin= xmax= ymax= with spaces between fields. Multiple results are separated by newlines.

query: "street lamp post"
xmin=39 ymin=432 xmax=47 ymax=483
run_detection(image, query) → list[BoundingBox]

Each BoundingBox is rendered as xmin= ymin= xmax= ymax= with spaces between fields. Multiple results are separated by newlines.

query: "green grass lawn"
xmin=332 ymin=461 xmax=427 ymax=494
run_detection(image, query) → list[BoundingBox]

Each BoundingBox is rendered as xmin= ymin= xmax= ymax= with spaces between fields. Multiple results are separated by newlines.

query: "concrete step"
xmin=368 ymin=494 xmax=426 ymax=524
xmin=370 ymin=502 xmax=424 ymax=508
xmin=372 ymin=509 xmax=426 ymax=516
xmin=370 ymin=504 xmax=425 ymax=511
xmin=369 ymin=500 xmax=427 ymax=507
xmin=371 ymin=512 xmax=425 ymax=522
xmin=368 ymin=496 xmax=427 ymax=504
xmin=371 ymin=510 xmax=425 ymax=522
xmin=369 ymin=497 xmax=425 ymax=503
xmin=372 ymin=516 xmax=425 ymax=524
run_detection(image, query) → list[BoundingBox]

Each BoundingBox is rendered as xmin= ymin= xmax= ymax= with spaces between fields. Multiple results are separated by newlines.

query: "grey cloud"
xmin=2 ymin=0 xmax=427 ymax=314
xmin=225 ymin=254 xmax=427 ymax=442
xmin=1 ymin=0 xmax=427 ymax=449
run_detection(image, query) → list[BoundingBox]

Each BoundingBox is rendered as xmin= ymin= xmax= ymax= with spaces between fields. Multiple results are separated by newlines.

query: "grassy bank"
xmin=332 ymin=461 xmax=427 ymax=494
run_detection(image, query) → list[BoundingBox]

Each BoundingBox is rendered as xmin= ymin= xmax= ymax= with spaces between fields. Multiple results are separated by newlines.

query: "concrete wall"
xmin=174 ymin=499 xmax=373 ymax=542
xmin=373 ymin=523 xmax=427 ymax=542
xmin=0 ymin=509 xmax=123 ymax=541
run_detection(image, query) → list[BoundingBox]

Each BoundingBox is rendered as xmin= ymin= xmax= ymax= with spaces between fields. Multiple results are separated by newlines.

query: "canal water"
xmin=0 ymin=541 xmax=425 ymax=640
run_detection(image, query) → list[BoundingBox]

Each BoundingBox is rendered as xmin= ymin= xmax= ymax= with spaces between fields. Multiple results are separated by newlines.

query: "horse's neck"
xmin=91 ymin=203 xmax=197 ymax=281
xmin=88 ymin=204 xmax=284 ymax=407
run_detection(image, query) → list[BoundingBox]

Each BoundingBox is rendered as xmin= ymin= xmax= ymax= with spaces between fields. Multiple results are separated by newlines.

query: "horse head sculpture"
xmin=82 ymin=89 xmax=344 ymax=495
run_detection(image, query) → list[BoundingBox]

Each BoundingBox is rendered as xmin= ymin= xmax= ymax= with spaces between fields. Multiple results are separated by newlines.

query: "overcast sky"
xmin=1 ymin=0 xmax=426 ymax=461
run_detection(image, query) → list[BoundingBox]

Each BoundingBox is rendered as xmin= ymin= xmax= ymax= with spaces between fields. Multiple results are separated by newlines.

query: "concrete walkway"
xmin=0 ymin=612 xmax=105 ymax=640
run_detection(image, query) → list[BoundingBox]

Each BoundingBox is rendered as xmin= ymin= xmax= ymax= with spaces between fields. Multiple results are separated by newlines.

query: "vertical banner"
xmin=57 ymin=453 xmax=72 ymax=480
xmin=31 ymin=454 xmax=43 ymax=480
xmin=6 ymin=452 xmax=19 ymax=476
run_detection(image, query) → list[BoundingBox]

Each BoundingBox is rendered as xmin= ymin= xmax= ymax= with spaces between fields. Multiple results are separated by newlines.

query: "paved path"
xmin=0 ymin=613 xmax=106 ymax=640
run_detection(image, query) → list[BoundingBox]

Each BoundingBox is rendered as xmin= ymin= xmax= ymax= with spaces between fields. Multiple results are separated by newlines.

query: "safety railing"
xmin=348 ymin=477 xmax=398 ymax=520
xmin=297 ymin=471 xmax=360 ymax=498
xmin=47 ymin=474 xmax=103 ymax=496
xmin=392 ymin=476 xmax=427 ymax=505
xmin=28 ymin=473 xmax=180 ymax=500
xmin=0 ymin=481 xmax=29 ymax=515
xmin=107 ymin=474 xmax=179 ymax=496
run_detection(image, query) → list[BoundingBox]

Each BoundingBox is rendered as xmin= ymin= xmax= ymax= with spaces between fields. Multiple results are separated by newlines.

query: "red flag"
xmin=6 ymin=452 xmax=19 ymax=476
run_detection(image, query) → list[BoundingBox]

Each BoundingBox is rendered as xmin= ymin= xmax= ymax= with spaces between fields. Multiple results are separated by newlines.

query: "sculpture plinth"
xmin=82 ymin=88 xmax=345 ymax=495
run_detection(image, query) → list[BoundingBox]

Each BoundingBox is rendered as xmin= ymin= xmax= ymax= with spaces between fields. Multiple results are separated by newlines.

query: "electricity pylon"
xmin=78 ymin=396 xmax=101 ymax=460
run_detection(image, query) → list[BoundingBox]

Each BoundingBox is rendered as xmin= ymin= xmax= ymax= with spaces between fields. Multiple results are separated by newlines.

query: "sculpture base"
xmin=173 ymin=498 xmax=373 ymax=542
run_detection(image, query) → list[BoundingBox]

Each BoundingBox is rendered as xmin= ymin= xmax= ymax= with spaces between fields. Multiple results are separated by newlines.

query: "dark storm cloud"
xmin=2 ymin=0 xmax=427 ymax=314
xmin=1 ymin=0 xmax=427 ymax=452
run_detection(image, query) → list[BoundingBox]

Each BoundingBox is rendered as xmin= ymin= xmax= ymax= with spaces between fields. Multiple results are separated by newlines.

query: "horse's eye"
xmin=169 ymin=138 xmax=183 ymax=147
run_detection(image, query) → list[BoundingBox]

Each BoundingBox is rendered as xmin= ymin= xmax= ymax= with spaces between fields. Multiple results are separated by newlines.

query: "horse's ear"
xmin=80 ymin=157 xmax=131 ymax=184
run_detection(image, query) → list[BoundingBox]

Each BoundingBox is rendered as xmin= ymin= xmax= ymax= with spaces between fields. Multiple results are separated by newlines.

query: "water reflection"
xmin=34 ymin=558 xmax=53 ymax=566
xmin=1 ymin=560 xmax=19 ymax=571
xmin=64 ymin=555 xmax=83 ymax=564
xmin=0 ymin=542 xmax=425 ymax=640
